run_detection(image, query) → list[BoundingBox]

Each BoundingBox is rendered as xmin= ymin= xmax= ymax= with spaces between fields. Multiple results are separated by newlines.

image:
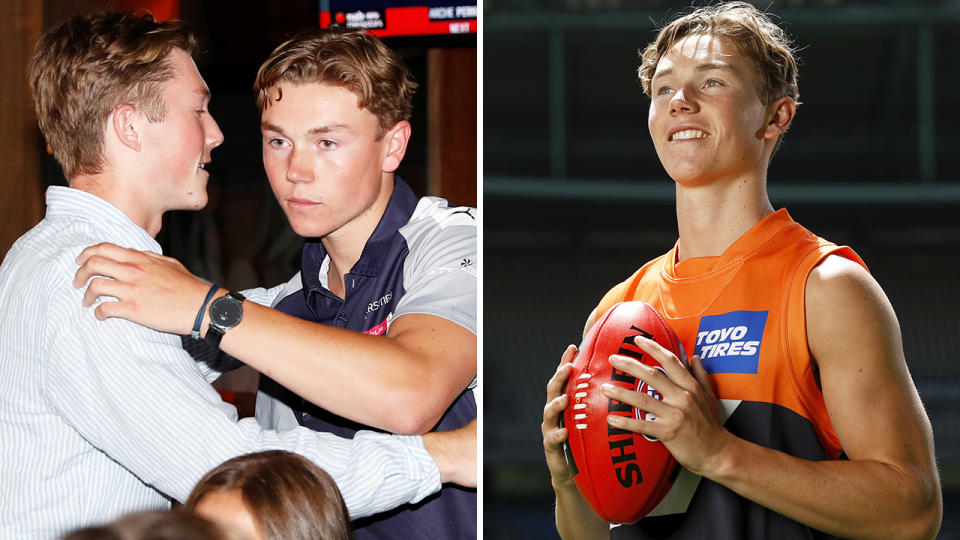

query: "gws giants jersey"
xmin=257 ymin=179 xmax=477 ymax=539
xmin=592 ymin=209 xmax=865 ymax=540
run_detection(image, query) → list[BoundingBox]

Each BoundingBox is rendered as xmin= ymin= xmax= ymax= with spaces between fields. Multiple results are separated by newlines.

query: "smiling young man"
xmin=541 ymin=3 xmax=941 ymax=539
xmin=0 ymin=13 xmax=474 ymax=539
xmin=73 ymin=29 xmax=477 ymax=539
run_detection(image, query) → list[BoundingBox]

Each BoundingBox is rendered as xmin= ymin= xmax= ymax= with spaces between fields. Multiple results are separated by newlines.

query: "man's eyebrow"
xmin=193 ymin=87 xmax=211 ymax=101
xmin=260 ymin=121 xmax=286 ymax=134
xmin=260 ymin=122 xmax=350 ymax=135
xmin=695 ymin=61 xmax=739 ymax=75
xmin=652 ymin=61 xmax=740 ymax=82
xmin=307 ymin=124 xmax=349 ymax=136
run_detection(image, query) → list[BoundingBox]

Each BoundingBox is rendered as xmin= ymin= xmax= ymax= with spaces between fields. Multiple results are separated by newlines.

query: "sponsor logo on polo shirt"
xmin=365 ymin=313 xmax=393 ymax=336
xmin=694 ymin=310 xmax=768 ymax=374
xmin=366 ymin=292 xmax=393 ymax=314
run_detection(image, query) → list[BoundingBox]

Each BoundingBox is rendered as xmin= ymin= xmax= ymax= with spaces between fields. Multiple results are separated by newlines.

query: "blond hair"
xmin=639 ymin=2 xmax=798 ymax=106
xmin=253 ymin=28 xmax=417 ymax=137
xmin=29 ymin=11 xmax=195 ymax=179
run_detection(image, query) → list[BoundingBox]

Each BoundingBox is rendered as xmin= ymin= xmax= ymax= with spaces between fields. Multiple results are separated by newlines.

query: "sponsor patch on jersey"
xmin=364 ymin=313 xmax=393 ymax=336
xmin=694 ymin=310 xmax=768 ymax=374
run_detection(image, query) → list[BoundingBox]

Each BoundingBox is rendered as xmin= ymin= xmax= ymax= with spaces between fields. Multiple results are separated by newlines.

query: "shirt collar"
xmin=45 ymin=185 xmax=161 ymax=253
xmin=301 ymin=177 xmax=419 ymax=294
xmin=666 ymin=208 xmax=795 ymax=279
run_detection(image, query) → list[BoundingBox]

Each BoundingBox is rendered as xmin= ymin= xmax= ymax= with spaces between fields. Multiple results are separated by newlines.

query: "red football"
xmin=562 ymin=301 xmax=686 ymax=524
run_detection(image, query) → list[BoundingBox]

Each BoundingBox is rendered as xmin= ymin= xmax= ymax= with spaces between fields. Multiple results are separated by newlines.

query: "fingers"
xmin=544 ymin=346 xmax=578 ymax=482
xmin=602 ymin=379 xmax=677 ymax=442
xmin=543 ymin=392 xmax=569 ymax=428
xmin=73 ymin=254 xmax=131 ymax=289
xmin=75 ymin=242 xmax=141 ymax=266
xmin=633 ymin=335 xmax=705 ymax=395
xmin=542 ymin=392 xmax=572 ymax=482
xmin=690 ymin=355 xmax=715 ymax=398
xmin=607 ymin=414 xmax=665 ymax=441
xmin=544 ymin=350 xmax=574 ymax=435
xmin=560 ymin=343 xmax=578 ymax=364
xmin=546 ymin=345 xmax=577 ymax=401
xmin=608 ymin=354 xmax=680 ymax=398
xmin=82 ymin=278 xmax=136 ymax=321
xmin=81 ymin=277 xmax=121 ymax=307
xmin=73 ymin=244 xmax=177 ymax=289
xmin=601 ymin=381 xmax=668 ymax=419
xmin=634 ymin=335 xmax=688 ymax=375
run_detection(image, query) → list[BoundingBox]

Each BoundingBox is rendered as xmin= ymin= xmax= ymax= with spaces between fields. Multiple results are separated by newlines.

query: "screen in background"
xmin=318 ymin=1 xmax=477 ymax=37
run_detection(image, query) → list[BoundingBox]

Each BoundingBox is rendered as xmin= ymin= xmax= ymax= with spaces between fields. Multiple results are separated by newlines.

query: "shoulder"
xmin=400 ymin=197 xmax=476 ymax=266
xmin=4 ymin=220 xmax=94 ymax=300
xmin=805 ymin=255 xmax=883 ymax=313
xmin=805 ymin=255 xmax=900 ymax=365
xmin=409 ymin=196 xmax=477 ymax=227
xmin=402 ymin=197 xmax=476 ymax=243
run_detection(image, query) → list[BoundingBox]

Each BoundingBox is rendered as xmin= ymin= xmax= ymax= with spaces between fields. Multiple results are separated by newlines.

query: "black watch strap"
xmin=205 ymin=323 xmax=227 ymax=349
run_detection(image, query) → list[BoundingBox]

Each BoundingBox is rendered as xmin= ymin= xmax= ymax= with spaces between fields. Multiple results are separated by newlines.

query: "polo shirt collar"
xmin=300 ymin=177 xmax=418 ymax=295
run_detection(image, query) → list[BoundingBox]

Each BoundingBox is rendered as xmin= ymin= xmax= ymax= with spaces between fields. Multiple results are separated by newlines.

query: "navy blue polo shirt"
xmin=261 ymin=179 xmax=477 ymax=539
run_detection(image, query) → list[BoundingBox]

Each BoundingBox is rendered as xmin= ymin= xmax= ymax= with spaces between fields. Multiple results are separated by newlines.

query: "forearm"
xmin=73 ymin=245 xmax=475 ymax=433
xmin=708 ymin=434 xmax=941 ymax=539
xmin=214 ymin=301 xmax=473 ymax=433
xmin=554 ymin=481 xmax=609 ymax=540
xmin=302 ymin=429 xmax=440 ymax=519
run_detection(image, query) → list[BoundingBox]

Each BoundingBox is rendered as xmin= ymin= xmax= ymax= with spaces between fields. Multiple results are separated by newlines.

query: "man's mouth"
xmin=288 ymin=198 xmax=320 ymax=207
xmin=669 ymin=129 xmax=708 ymax=141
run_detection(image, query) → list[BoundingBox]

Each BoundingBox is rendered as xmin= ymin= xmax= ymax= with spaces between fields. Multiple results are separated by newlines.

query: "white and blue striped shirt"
xmin=0 ymin=187 xmax=440 ymax=539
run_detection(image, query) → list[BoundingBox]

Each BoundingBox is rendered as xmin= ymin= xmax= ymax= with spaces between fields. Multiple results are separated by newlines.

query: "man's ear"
xmin=762 ymin=97 xmax=796 ymax=141
xmin=110 ymin=104 xmax=142 ymax=151
xmin=381 ymin=120 xmax=411 ymax=173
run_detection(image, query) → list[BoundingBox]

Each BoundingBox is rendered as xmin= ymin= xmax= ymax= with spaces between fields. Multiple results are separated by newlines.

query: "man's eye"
xmin=269 ymin=138 xmax=287 ymax=148
xmin=704 ymin=79 xmax=722 ymax=88
xmin=656 ymin=86 xmax=673 ymax=95
xmin=319 ymin=140 xmax=337 ymax=150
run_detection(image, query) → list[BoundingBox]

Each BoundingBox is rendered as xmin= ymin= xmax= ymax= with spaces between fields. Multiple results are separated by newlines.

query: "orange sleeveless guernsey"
xmin=595 ymin=209 xmax=865 ymax=540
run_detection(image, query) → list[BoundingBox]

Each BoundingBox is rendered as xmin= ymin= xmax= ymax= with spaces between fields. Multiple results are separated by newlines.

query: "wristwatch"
xmin=205 ymin=291 xmax=246 ymax=348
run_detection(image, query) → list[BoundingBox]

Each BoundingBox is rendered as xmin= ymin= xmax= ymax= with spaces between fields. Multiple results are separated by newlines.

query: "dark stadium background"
xmin=484 ymin=1 xmax=960 ymax=538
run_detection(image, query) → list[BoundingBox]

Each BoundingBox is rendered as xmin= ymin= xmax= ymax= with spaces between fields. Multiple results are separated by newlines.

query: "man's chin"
xmin=179 ymin=193 xmax=209 ymax=211
xmin=288 ymin=220 xmax=335 ymax=240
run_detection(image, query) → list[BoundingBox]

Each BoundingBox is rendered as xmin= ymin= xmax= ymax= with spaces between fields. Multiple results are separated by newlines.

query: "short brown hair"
xmin=253 ymin=28 xmax=417 ymax=136
xmin=29 ymin=11 xmax=195 ymax=179
xmin=638 ymin=2 xmax=799 ymax=107
xmin=186 ymin=451 xmax=353 ymax=540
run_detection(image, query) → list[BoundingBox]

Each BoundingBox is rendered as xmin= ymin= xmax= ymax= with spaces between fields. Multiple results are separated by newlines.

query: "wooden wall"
xmin=0 ymin=1 xmax=44 ymax=259
xmin=428 ymin=47 xmax=478 ymax=208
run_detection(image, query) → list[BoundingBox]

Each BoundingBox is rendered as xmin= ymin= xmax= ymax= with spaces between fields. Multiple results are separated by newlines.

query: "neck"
xmin=70 ymin=173 xmax=163 ymax=237
xmin=321 ymin=174 xmax=395 ymax=297
xmin=674 ymin=173 xmax=774 ymax=261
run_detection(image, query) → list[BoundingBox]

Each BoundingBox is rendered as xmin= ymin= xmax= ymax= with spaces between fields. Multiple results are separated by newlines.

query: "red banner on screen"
xmin=320 ymin=5 xmax=477 ymax=37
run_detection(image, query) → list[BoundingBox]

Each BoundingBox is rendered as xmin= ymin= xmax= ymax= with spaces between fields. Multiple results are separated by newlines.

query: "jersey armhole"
xmin=783 ymin=245 xmax=866 ymax=459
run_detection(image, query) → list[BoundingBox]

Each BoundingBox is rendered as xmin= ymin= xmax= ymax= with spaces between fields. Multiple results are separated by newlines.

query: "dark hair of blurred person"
xmin=61 ymin=509 xmax=228 ymax=540
xmin=186 ymin=450 xmax=353 ymax=540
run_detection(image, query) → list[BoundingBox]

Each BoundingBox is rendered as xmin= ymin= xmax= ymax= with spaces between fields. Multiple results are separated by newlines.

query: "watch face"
xmin=211 ymin=295 xmax=243 ymax=328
